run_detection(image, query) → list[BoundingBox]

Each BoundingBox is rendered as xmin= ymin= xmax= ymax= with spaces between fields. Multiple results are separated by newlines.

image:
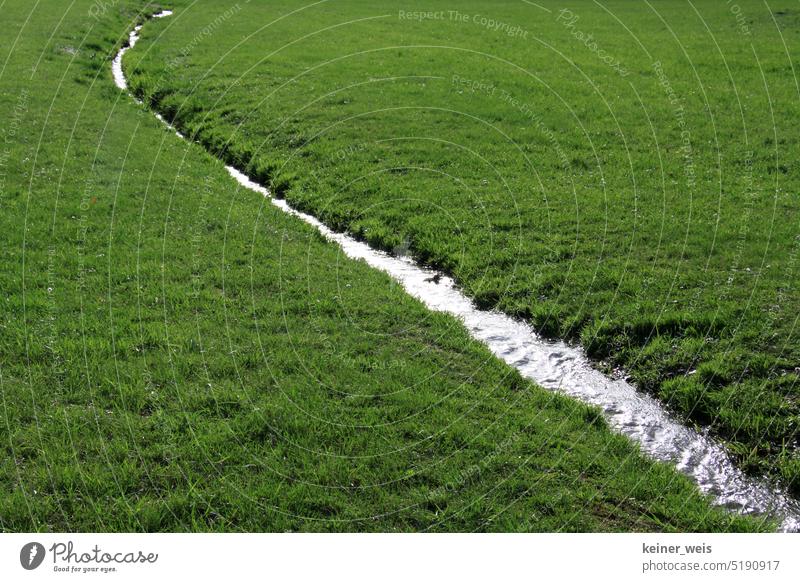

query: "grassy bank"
xmin=0 ymin=0 xmax=765 ymax=531
xmin=125 ymin=0 xmax=800 ymax=490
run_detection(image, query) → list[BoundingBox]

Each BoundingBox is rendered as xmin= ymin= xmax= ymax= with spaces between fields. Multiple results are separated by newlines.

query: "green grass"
xmin=124 ymin=0 xmax=800 ymax=491
xmin=0 ymin=0 xmax=772 ymax=532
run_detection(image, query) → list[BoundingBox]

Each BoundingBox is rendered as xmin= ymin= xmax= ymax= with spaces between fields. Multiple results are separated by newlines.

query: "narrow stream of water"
xmin=115 ymin=10 xmax=800 ymax=531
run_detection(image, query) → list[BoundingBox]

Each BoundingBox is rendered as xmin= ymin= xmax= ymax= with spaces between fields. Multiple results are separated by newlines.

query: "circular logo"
xmin=20 ymin=542 xmax=46 ymax=570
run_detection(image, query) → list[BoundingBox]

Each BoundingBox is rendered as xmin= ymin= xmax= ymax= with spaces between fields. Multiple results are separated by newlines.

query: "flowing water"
xmin=115 ymin=10 xmax=800 ymax=531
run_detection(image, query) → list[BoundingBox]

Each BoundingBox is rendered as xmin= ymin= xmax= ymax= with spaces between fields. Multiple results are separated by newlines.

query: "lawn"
xmin=0 ymin=0 xmax=771 ymax=532
xmin=0 ymin=0 xmax=784 ymax=531
xmin=124 ymin=0 xmax=800 ymax=491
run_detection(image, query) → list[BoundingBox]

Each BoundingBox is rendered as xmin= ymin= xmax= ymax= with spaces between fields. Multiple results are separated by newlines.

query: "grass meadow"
xmin=126 ymin=0 xmax=800 ymax=492
xmin=0 ymin=0 xmax=794 ymax=532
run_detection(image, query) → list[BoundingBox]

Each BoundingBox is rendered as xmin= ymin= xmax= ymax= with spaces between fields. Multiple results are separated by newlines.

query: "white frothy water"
xmin=115 ymin=11 xmax=800 ymax=531
xmin=111 ymin=10 xmax=172 ymax=91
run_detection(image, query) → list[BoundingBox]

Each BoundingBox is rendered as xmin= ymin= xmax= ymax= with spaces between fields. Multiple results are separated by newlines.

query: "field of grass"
xmin=124 ymin=0 xmax=800 ymax=491
xmin=0 ymin=0 xmax=769 ymax=531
